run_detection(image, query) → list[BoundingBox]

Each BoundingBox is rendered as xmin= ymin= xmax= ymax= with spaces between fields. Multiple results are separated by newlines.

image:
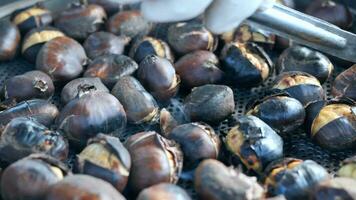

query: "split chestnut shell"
xmin=11 ymin=6 xmax=52 ymax=34
xmin=332 ymin=65 xmax=356 ymax=101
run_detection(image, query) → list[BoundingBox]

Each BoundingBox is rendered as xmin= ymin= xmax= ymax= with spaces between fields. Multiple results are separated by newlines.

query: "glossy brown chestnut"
xmin=125 ymin=131 xmax=183 ymax=194
xmin=74 ymin=134 xmax=131 ymax=192
xmin=311 ymin=177 xmax=356 ymax=200
xmin=36 ymin=36 xmax=87 ymax=83
xmin=111 ymin=76 xmax=159 ymax=124
xmin=1 ymin=154 xmax=69 ymax=200
xmin=45 ymin=175 xmax=125 ymax=200
xmin=137 ymin=183 xmax=191 ymax=200
xmin=338 ymin=156 xmax=356 ymax=179
xmin=195 ymin=159 xmax=264 ymax=200
xmin=0 ymin=20 xmax=20 ymax=61
xmin=174 ymin=50 xmax=224 ymax=89
xmin=11 ymin=6 xmax=52 ymax=34
xmin=54 ymin=4 xmax=107 ymax=40
xmin=332 ymin=65 xmax=356 ymax=101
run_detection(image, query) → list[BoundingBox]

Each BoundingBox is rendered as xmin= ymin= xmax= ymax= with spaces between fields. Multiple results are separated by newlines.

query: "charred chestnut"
xmin=278 ymin=46 xmax=333 ymax=84
xmin=220 ymin=42 xmax=273 ymax=88
xmin=0 ymin=20 xmax=20 ymax=61
xmin=311 ymin=177 xmax=356 ymax=200
xmin=125 ymin=131 xmax=183 ymax=194
xmin=226 ymin=115 xmax=283 ymax=173
xmin=332 ymin=65 xmax=356 ymax=101
xmin=74 ymin=134 xmax=131 ymax=192
xmin=137 ymin=183 xmax=191 ymax=200
xmin=11 ymin=6 xmax=52 ymax=34
xmin=195 ymin=159 xmax=264 ymax=200
xmin=174 ymin=50 xmax=224 ymax=89
xmin=36 ymin=36 xmax=87 ymax=83
xmin=338 ymin=156 xmax=356 ymax=179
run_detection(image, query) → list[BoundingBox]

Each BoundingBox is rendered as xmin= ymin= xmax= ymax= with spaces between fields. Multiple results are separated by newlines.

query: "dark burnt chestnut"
xmin=46 ymin=175 xmax=125 ymax=200
xmin=11 ymin=6 xmax=52 ymax=34
xmin=272 ymin=71 xmax=325 ymax=107
xmin=125 ymin=131 xmax=183 ymax=194
xmin=1 ymin=70 xmax=54 ymax=103
xmin=129 ymin=36 xmax=174 ymax=63
xmin=0 ymin=20 xmax=20 ymax=61
xmin=195 ymin=159 xmax=264 ymax=200
xmin=226 ymin=115 xmax=283 ymax=173
xmin=137 ymin=55 xmax=180 ymax=102
xmin=264 ymin=158 xmax=329 ymax=200
xmin=332 ymin=65 xmax=356 ymax=101
xmin=86 ymin=0 xmax=123 ymax=16
xmin=1 ymin=154 xmax=69 ymax=200
xmin=0 ymin=117 xmax=68 ymax=164
xmin=184 ymin=84 xmax=235 ymax=124
xmin=111 ymin=76 xmax=159 ymax=124
xmin=36 ymin=36 xmax=87 ymax=83
xmin=74 ymin=134 xmax=131 ymax=192
xmin=338 ymin=156 xmax=356 ymax=179
xmin=277 ymin=46 xmax=334 ymax=84
xmin=84 ymin=54 xmax=138 ymax=89
xmin=220 ymin=42 xmax=273 ymax=88
xmin=311 ymin=177 xmax=356 ymax=200
xmin=54 ymin=4 xmax=107 ymax=40
xmin=137 ymin=183 xmax=191 ymax=200
xmin=174 ymin=50 xmax=224 ymax=89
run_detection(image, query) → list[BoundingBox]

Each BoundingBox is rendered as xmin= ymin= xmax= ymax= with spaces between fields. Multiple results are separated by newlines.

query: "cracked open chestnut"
xmin=74 ymin=134 xmax=131 ymax=192
xmin=332 ymin=65 xmax=356 ymax=101
xmin=338 ymin=156 xmax=356 ymax=179
xmin=226 ymin=115 xmax=283 ymax=173
xmin=137 ymin=183 xmax=191 ymax=200
xmin=311 ymin=177 xmax=356 ymax=200
xmin=125 ymin=131 xmax=183 ymax=194
xmin=0 ymin=20 xmax=20 ymax=61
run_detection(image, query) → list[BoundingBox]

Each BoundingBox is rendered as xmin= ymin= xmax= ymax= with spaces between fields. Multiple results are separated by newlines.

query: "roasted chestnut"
xmin=54 ymin=4 xmax=107 ymax=40
xmin=338 ymin=156 xmax=356 ymax=179
xmin=125 ymin=131 xmax=183 ymax=194
xmin=86 ymin=0 xmax=123 ymax=16
xmin=184 ymin=84 xmax=235 ymax=124
xmin=0 ymin=20 xmax=20 ymax=61
xmin=46 ymin=175 xmax=125 ymax=200
xmin=137 ymin=183 xmax=191 ymax=200
xmin=167 ymin=22 xmax=216 ymax=55
xmin=84 ymin=54 xmax=138 ymax=89
xmin=111 ymin=76 xmax=159 ymax=124
xmin=247 ymin=94 xmax=305 ymax=133
xmin=160 ymin=108 xmax=181 ymax=136
xmin=74 ymin=134 xmax=131 ymax=192
xmin=11 ymin=6 xmax=52 ymax=34
xmin=195 ymin=159 xmax=264 ymax=200
xmin=220 ymin=42 xmax=273 ymax=88
xmin=264 ymin=158 xmax=329 ymax=200
xmin=332 ymin=65 xmax=356 ymax=101
xmin=1 ymin=154 xmax=69 ymax=200
xmin=226 ymin=115 xmax=283 ymax=173
xmin=174 ymin=50 xmax=224 ymax=89
xmin=129 ymin=36 xmax=174 ymax=63
xmin=36 ymin=36 xmax=87 ymax=83
xmin=1 ymin=70 xmax=54 ymax=103
xmin=277 ymin=46 xmax=333 ymax=84
xmin=137 ymin=55 xmax=180 ymax=102
xmin=311 ymin=177 xmax=356 ymax=200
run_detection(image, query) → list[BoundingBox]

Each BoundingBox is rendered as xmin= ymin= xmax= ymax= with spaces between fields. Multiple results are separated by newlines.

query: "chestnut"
xmin=1 ymin=154 xmax=69 ymax=200
xmin=137 ymin=55 xmax=180 ymax=102
xmin=174 ymin=50 xmax=224 ymax=89
xmin=0 ymin=20 xmax=20 ymax=61
xmin=264 ymin=158 xmax=329 ymax=200
xmin=125 ymin=131 xmax=183 ymax=194
xmin=46 ymin=175 xmax=125 ymax=200
xmin=137 ymin=183 xmax=191 ymax=200
xmin=84 ymin=54 xmax=138 ymax=89
xmin=247 ymin=94 xmax=305 ymax=133
xmin=1 ymin=70 xmax=54 ymax=103
xmin=129 ymin=36 xmax=174 ymax=63
xmin=11 ymin=6 xmax=52 ymax=34
xmin=74 ymin=134 xmax=131 ymax=192
xmin=277 ymin=46 xmax=334 ymax=84
xmin=184 ymin=84 xmax=235 ymax=124
xmin=36 ymin=36 xmax=87 ymax=83
xmin=226 ymin=115 xmax=283 ymax=173
xmin=86 ymin=0 xmax=123 ymax=16
xmin=311 ymin=177 xmax=356 ymax=200
xmin=21 ymin=26 xmax=65 ymax=63
xmin=220 ymin=42 xmax=273 ymax=88
xmin=159 ymin=108 xmax=181 ymax=136
xmin=195 ymin=159 xmax=264 ymax=200
xmin=111 ymin=76 xmax=159 ymax=124
xmin=332 ymin=65 xmax=356 ymax=101
xmin=54 ymin=4 xmax=107 ymax=40
xmin=338 ymin=156 xmax=356 ymax=179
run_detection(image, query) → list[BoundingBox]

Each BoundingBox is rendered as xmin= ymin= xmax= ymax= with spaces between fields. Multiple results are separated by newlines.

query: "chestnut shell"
xmin=11 ymin=6 xmax=52 ymax=34
xmin=0 ymin=20 xmax=20 ymax=61
xmin=332 ymin=65 xmax=356 ymax=101
xmin=87 ymin=0 xmax=123 ymax=16
xmin=137 ymin=183 xmax=191 ymax=200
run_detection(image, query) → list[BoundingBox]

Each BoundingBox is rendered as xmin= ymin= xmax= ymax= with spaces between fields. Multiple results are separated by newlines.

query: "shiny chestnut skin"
xmin=125 ymin=131 xmax=183 ymax=194
xmin=137 ymin=183 xmax=191 ymax=200
xmin=174 ymin=50 xmax=224 ymax=89
xmin=277 ymin=46 xmax=334 ymax=84
xmin=184 ymin=84 xmax=234 ymax=124
xmin=0 ymin=20 xmax=20 ymax=61
xmin=74 ymin=134 xmax=131 ymax=192
xmin=54 ymin=4 xmax=107 ymax=40
xmin=84 ymin=54 xmax=138 ymax=89
xmin=226 ymin=115 xmax=283 ymax=173
xmin=36 ymin=36 xmax=87 ymax=84
xmin=264 ymin=158 xmax=329 ymax=200
xmin=332 ymin=65 xmax=356 ymax=101
xmin=311 ymin=177 xmax=356 ymax=200
xmin=87 ymin=0 xmax=123 ymax=16
xmin=338 ymin=156 xmax=356 ymax=179
xmin=195 ymin=159 xmax=264 ymax=200
xmin=11 ymin=6 xmax=52 ymax=34
xmin=45 ymin=175 xmax=126 ymax=200
xmin=111 ymin=76 xmax=159 ymax=124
